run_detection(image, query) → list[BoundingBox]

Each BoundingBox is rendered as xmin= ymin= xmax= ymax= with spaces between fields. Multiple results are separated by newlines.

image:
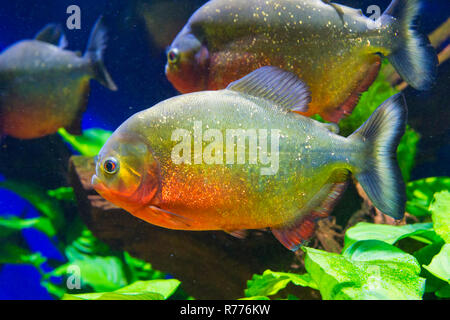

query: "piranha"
xmin=92 ymin=67 xmax=407 ymax=250
xmin=165 ymin=0 xmax=436 ymax=122
xmin=0 ymin=17 xmax=117 ymax=139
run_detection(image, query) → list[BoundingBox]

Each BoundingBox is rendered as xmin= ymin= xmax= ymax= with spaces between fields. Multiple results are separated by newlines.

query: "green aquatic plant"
xmin=407 ymin=177 xmax=450 ymax=217
xmin=0 ymin=181 xmax=186 ymax=300
xmin=244 ymin=187 xmax=450 ymax=300
xmin=63 ymin=279 xmax=181 ymax=300
xmin=58 ymin=128 xmax=112 ymax=157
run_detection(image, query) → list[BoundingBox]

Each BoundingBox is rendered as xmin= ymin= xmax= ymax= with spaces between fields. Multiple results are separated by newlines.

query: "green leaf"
xmin=239 ymin=296 xmax=271 ymax=300
xmin=436 ymin=284 xmax=450 ymax=298
xmin=62 ymin=279 xmax=180 ymax=300
xmin=58 ymin=127 xmax=112 ymax=157
xmin=64 ymin=228 xmax=112 ymax=260
xmin=245 ymin=269 xmax=317 ymax=298
xmin=0 ymin=243 xmax=46 ymax=267
xmin=47 ymin=187 xmax=75 ymax=202
xmin=413 ymin=242 xmax=445 ymax=267
xmin=424 ymin=244 xmax=450 ymax=284
xmin=52 ymin=256 xmax=128 ymax=292
xmin=304 ymin=240 xmax=425 ymax=300
xmin=343 ymin=222 xmax=439 ymax=251
xmin=41 ymin=281 xmax=67 ymax=299
xmin=114 ymin=279 xmax=180 ymax=299
xmin=0 ymin=216 xmax=56 ymax=237
xmin=0 ymin=180 xmax=64 ymax=227
xmin=63 ymin=291 xmax=165 ymax=300
xmin=430 ymin=191 xmax=450 ymax=243
xmin=123 ymin=252 xmax=165 ymax=282
xmin=406 ymin=177 xmax=450 ymax=217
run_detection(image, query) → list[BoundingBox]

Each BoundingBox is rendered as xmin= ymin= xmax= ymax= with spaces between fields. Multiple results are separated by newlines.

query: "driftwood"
xmin=69 ymin=156 xmax=371 ymax=299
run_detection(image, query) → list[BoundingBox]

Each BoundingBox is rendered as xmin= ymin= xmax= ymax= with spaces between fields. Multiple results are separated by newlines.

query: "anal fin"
xmin=324 ymin=59 xmax=381 ymax=123
xmin=149 ymin=205 xmax=192 ymax=228
xmin=272 ymin=172 xmax=349 ymax=251
xmin=225 ymin=229 xmax=248 ymax=239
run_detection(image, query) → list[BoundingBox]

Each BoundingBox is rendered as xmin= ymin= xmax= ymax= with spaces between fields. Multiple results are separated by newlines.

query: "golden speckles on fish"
xmin=166 ymin=0 xmax=437 ymax=123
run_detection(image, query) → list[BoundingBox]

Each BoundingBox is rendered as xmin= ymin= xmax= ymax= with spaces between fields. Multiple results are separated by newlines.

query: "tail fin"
xmin=84 ymin=17 xmax=118 ymax=91
xmin=382 ymin=0 xmax=438 ymax=90
xmin=349 ymin=93 xmax=407 ymax=219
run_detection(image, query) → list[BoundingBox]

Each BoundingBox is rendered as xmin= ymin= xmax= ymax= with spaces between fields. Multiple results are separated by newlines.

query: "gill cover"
xmin=165 ymin=27 xmax=209 ymax=93
xmin=94 ymin=132 xmax=160 ymax=208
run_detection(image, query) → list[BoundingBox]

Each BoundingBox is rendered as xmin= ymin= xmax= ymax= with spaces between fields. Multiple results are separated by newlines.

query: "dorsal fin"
xmin=226 ymin=66 xmax=311 ymax=113
xmin=35 ymin=24 xmax=67 ymax=47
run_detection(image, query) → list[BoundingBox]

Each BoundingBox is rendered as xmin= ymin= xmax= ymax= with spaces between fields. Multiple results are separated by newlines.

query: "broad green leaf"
xmin=245 ymin=269 xmax=317 ymax=298
xmin=0 ymin=216 xmax=56 ymax=237
xmin=436 ymin=284 xmax=450 ymax=298
xmin=304 ymin=240 xmax=425 ymax=300
xmin=63 ymin=292 xmax=164 ymax=300
xmin=343 ymin=222 xmax=439 ymax=251
xmin=114 ymin=279 xmax=180 ymax=299
xmin=430 ymin=191 xmax=450 ymax=243
xmin=239 ymin=296 xmax=271 ymax=300
xmin=52 ymin=256 xmax=127 ymax=292
xmin=413 ymin=242 xmax=445 ymax=267
xmin=406 ymin=177 xmax=450 ymax=217
xmin=62 ymin=279 xmax=180 ymax=300
xmin=0 ymin=180 xmax=64 ymax=227
xmin=424 ymin=244 xmax=450 ymax=284
xmin=58 ymin=127 xmax=112 ymax=157
xmin=47 ymin=187 xmax=75 ymax=202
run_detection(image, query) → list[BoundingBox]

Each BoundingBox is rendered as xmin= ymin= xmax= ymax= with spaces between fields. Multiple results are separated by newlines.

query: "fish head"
xmin=165 ymin=28 xmax=209 ymax=93
xmin=92 ymin=131 xmax=160 ymax=211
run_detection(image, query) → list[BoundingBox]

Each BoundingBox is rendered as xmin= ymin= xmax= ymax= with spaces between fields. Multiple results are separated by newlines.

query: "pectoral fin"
xmin=224 ymin=229 xmax=248 ymax=239
xmin=149 ymin=205 xmax=192 ymax=228
xmin=272 ymin=171 xmax=349 ymax=251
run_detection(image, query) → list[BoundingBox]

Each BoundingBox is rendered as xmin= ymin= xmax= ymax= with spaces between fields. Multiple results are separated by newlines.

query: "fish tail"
xmin=348 ymin=93 xmax=407 ymax=219
xmin=84 ymin=16 xmax=118 ymax=91
xmin=381 ymin=0 xmax=438 ymax=90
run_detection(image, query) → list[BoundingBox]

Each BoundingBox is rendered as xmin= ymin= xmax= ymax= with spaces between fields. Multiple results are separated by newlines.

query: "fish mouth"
xmin=91 ymin=174 xmax=106 ymax=193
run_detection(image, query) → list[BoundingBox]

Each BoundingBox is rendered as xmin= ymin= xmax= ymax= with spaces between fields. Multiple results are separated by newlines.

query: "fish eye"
xmin=103 ymin=157 xmax=119 ymax=174
xmin=167 ymin=48 xmax=180 ymax=63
